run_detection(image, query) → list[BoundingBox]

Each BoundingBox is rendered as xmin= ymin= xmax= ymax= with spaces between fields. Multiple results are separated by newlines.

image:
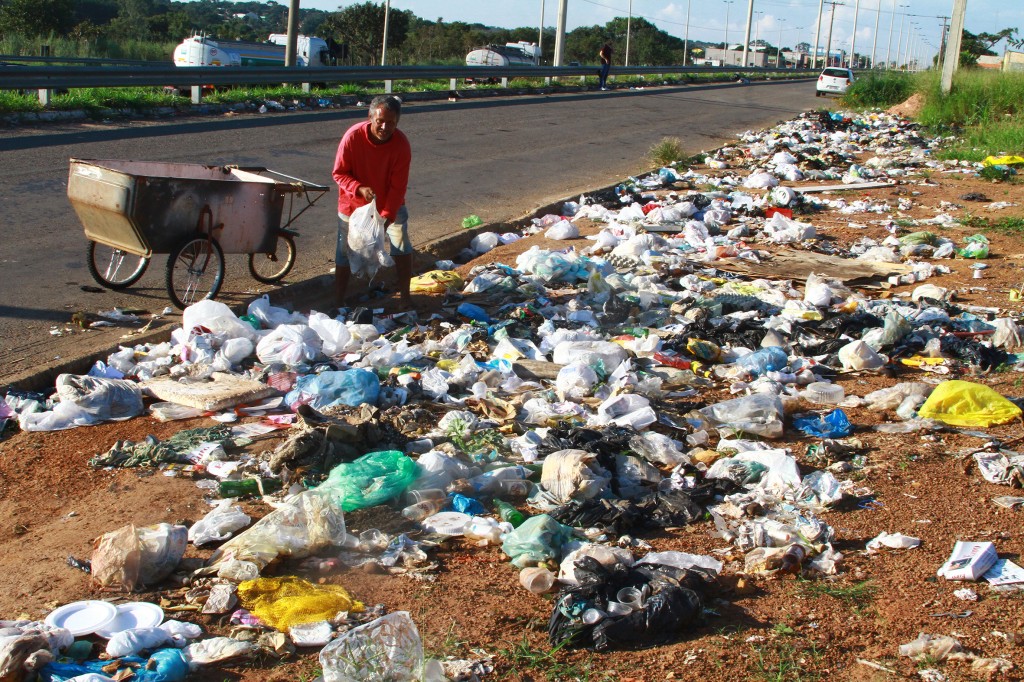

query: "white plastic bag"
xmin=308 ymin=312 xmax=353 ymax=357
xmin=544 ymin=219 xmax=579 ymax=240
xmin=188 ymin=500 xmax=251 ymax=547
xmin=319 ymin=612 xmax=423 ymax=682
xmin=181 ymin=300 xmax=256 ymax=342
xmin=255 ymin=324 xmax=322 ymax=366
xmin=555 ymin=363 xmax=599 ymax=399
xmin=348 ymin=201 xmax=394 ymax=279
xmin=247 ymin=295 xmax=305 ymax=328
xmin=469 ymin=232 xmax=500 ymax=254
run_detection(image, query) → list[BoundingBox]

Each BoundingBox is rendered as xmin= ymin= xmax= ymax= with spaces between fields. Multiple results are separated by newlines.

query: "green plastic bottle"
xmin=494 ymin=499 xmax=526 ymax=528
xmin=218 ymin=478 xmax=282 ymax=498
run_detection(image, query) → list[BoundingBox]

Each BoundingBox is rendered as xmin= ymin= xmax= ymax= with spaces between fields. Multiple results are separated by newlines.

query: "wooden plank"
xmin=794 ymin=181 xmax=895 ymax=193
xmin=712 ymin=248 xmax=913 ymax=284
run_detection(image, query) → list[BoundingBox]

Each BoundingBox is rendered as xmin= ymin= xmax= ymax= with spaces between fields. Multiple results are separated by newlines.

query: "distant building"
xmin=1005 ymin=50 xmax=1024 ymax=72
xmin=976 ymin=54 xmax=1001 ymax=69
xmin=704 ymin=47 xmax=769 ymax=67
xmin=233 ymin=12 xmax=260 ymax=22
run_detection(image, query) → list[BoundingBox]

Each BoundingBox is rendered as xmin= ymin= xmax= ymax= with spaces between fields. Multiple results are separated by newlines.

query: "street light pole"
xmin=870 ymin=0 xmax=881 ymax=68
xmin=850 ymin=0 xmax=861 ymax=68
xmin=724 ymin=1 xmax=734 ymax=65
xmin=684 ymin=0 xmax=692 ymax=64
xmin=825 ymin=1 xmax=839 ymax=68
xmin=625 ymin=0 xmax=633 ymax=66
xmin=812 ymin=0 xmax=825 ymax=68
xmin=538 ymin=0 xmax=545 ymax=63
xmin=895 ymin=5 xmax=907 ymax=70
xmin=381 ymin=0 xmax=391 ymax=65
xmin=742 ymin=0 xmax=755 ymax=68
xmin=777 ymin=19 xmax=786 ymax=67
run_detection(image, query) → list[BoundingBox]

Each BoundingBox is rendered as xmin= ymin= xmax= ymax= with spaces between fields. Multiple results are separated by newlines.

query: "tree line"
xmin=0 ymin=0 xmax=710 ymax=66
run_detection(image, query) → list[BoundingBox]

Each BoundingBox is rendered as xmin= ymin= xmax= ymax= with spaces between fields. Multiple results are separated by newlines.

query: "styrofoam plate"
xmin=94 ymin=601 xmax=165 ymax=638
xmin=44 ymin=600 xmax=118 ymax=636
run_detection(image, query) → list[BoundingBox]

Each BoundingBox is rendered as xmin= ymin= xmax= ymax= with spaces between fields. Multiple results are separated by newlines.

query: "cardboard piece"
xmin=794 ymin=181 xmax=895 ymax=193
xmin=142 ymin=372 xmax=276 ymax=412
xmin=712 ymin=248 xmax=914 ymax=284
xmin=937 ymin=541 xmax=998 ymax=581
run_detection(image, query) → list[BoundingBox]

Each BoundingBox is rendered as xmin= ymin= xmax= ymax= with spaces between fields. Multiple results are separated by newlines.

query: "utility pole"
xmin=724 ymin=1 xmax=734 ymax=65
xmin=741 ymin=0 xmax=755 ymax=68
xmin=940 ymin=0 xmax=966 ymax=93
xmin=684 ymin=0 xmax=692 ymax=64
xmin=381 ymin=0 xmax=391 ymax=65
xmin=895 ymin=5 xmax=907 ymax=69
xmin=885 ymin=0 xmax=897 ymax=68
xmin=284 ymin=0 xmax=299 ymax=67
xmin=825 ymin=1 xmax=843 ymax=68
xmin=850 ymin=0 xmax=861 ymax=68
xmin=777 ymin=19 xmax=786 ymax=67
xmin=625 ymin=0 xmax=633 ymax=66
xmin=553 ymin=0 xmax=567 ymax=66
xmin=937 ymin=15 xmax=949 ymax=71
xmin=813 ymin=0 xmax=825 ymax=68
xmin=870 ymin=0 xmax=881 ymax=68
xmin=538 ymin=0 xmax=545 ymax=63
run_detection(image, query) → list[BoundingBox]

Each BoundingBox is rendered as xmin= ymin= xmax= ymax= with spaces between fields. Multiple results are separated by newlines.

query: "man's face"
xmin=368 ymin=106 xmax=399 ymax=143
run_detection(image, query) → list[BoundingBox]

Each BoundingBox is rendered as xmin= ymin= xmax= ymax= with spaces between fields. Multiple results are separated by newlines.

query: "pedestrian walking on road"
xmin=598 ymin=41 xmax=613 ymax=90
xmin=332 ymin=94 xmax=413 ymax=308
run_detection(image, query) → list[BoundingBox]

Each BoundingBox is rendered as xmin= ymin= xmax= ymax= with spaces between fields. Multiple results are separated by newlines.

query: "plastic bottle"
xmin=735 ymin=346 xmax=789 ymax=377
xmin=218 ymin=478 xmax=282 ymax=498
xmin=402 ymin=498 xmax=446 ymax=522
xmin=778 ymin=544 xmax=807 ymax=575
xmin=494 ymin=499 xmax=526 ymax=528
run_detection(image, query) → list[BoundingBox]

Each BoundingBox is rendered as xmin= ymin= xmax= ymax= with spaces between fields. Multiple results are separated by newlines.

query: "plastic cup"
xmin=518 ymin=567 xmax=556 ymax=594
xmin=582 ymin=608 xmax=605 ymax=625
xmin=405 ymin=488 xmax=445 ymax=505
xmin=616 ymin=587 xmax=643 ymax=610
xmin=605 ymin=601 xmax=632 ymax=617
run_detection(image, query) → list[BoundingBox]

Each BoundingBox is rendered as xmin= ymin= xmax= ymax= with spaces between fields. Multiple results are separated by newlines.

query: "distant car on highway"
xmin=816 ymin=67 xmax=854 ymax=97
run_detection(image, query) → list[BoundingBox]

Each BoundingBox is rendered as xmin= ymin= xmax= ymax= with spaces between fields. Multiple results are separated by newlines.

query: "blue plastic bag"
xmin=736 ymin=347 xmax=789 ymax=378
xmin=457 ymin=302 xmax=490 ymax=323
xmin=40 ymin=650 xmax=188 ymax=682
xmin=285 ymin=369 xmax=380 ymax=410
xmin=449 ymin=493 xmax=486 ymax=515
xmin=793 ymin=409 xmax=853 ymax=438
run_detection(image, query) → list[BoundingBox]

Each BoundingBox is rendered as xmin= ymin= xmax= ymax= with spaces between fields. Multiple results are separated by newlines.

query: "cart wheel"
xmin=166 ymin=236 xmax=225 ymax=309
xmin=87 ymin=241 xmax=149 ymax=289
xmin=247 ymin=232 xmax=296 ymax=284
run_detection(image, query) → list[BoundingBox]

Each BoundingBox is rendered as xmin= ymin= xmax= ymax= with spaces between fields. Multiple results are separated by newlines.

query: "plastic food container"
xmin=803 ymin=382 xmax=845 ymax=405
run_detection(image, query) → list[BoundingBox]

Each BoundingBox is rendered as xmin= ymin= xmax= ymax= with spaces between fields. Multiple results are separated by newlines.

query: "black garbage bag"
xmin=817 ymin=311 xmax=884 ymax=337
xmin=591 ymin=579 xmax=704 ymax=650
xmin=635 ymin=489 xmax=704 ymax=527
xmin=940 ymin=335 xmax=1008 ymax=371
xmin=549 ymin=498 xmax=643 ymax=534
xmin=549 ymin=557 xmax=709 ymax=651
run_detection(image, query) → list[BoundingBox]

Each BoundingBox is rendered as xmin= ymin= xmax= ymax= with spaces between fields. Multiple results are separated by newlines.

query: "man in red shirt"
xmin=332 ymin=94 xmax=413 ymax=308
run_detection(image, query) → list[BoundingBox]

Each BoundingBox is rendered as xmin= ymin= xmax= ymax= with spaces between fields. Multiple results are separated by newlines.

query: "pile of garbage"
xmin=3 ymin=108 xmax=1024 ymax=681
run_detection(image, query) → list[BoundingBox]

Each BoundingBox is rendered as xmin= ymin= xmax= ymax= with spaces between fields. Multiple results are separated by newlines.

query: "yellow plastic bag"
xmin=410 ymin=270 xmax=463 ymax=294
xmin=982 ymin=155 xmax=1024 ymax=168
xmin=917 ymin=380 xmax=1022 ymax=427
xmin=238 ymin=576 xmax=364 ymax=630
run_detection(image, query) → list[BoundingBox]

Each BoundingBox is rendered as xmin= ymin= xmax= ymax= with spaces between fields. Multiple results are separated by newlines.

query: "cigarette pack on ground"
xmin=936 ymin=541 xmax=998 ymax=581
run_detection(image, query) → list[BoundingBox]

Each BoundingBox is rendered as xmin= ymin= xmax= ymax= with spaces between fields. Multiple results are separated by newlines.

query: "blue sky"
xmin=290 ymin=0 xmax=1023 ymax=63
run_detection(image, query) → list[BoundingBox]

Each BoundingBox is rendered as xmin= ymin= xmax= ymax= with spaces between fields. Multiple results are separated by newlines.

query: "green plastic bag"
xmin=898 ymin=231 xmax=937 ymax=246
xmin=318 ymin=450 xmax=417 ymax=511
xmin=917 ymin=380 xmax=1022 ymax=427
xmin=957 ymin=234 xmax=990 ymax=259
xmin=501 ymin=514 xmax=574 ymax=569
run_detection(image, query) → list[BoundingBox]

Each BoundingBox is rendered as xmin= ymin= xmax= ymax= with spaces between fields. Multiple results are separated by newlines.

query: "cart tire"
xmin=247 ymin=233 xmax=296 ymax=284
xmin=166 ymin=236 xmax=225 ymax=310
xmin=87 ymin=241 xmax=149 ymax=289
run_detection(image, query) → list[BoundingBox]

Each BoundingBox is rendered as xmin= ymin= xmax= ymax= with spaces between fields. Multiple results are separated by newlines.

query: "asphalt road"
xmin=0 ymin=79 xmax=819 ymax=385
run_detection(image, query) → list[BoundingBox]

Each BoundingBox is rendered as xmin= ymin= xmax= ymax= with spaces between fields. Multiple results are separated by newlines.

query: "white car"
xmin=816 ymin=67 xmax=854 ymax=97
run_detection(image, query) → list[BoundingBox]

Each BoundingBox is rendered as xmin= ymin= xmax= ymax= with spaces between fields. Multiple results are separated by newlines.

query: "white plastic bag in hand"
xmin=347 ymin=201 xmax=394 ymax=280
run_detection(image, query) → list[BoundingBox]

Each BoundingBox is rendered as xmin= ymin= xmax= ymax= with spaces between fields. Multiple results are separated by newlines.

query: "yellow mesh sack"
xmin=237 ymin=576 xmax=364 ymax=630
xmin=410 ymin=270 xmax=463 ymax=294
xmin=917 ymin=380 xmax=1022 ymax=427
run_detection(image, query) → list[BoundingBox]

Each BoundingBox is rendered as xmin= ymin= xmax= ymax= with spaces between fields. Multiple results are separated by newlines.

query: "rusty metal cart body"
xmin=67 ymin=158 xmax=328 ymax=308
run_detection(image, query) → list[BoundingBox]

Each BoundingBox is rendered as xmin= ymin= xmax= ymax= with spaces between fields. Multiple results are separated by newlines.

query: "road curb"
xmin=5 ymin=184 xmax=614 ymax=393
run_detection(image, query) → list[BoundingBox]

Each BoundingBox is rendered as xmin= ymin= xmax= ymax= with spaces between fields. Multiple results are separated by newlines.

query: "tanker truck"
xmin=173 ymin=34 xmax=333 ymax=68
xmin=465 ymin=41 xmax=541 ymax=67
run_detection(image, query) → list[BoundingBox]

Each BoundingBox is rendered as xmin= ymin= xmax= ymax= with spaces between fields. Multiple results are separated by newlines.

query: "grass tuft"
xmin=649 ymin=136 xmax=685 ymax=166
xmin=842 ymin=71 xmax=916 ymax=108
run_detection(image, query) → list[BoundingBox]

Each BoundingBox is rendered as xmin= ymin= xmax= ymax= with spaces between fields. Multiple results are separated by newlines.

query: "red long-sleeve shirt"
xmin=332 ymin=120 xmax=411 ymax=222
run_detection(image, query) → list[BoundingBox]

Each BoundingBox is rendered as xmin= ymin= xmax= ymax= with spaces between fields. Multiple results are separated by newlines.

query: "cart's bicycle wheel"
xmin=87 ymin=241 xmax=149 ymax=289
xmin=166 ymin=236 xmax=225 ymax=309
xmin=247 ymin=232 xmax=296 ymax=284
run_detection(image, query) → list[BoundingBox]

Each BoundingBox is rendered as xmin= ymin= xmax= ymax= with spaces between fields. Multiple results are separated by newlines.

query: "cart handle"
xmin=222 ymin=165 xmax=330 ymax=192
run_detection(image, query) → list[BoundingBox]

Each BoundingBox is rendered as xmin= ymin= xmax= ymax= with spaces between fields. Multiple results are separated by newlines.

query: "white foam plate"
xmin=94 ymin=601 xmax=165 ymax=638
xmin=44 ymin=600 xmax=118 ymax=637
